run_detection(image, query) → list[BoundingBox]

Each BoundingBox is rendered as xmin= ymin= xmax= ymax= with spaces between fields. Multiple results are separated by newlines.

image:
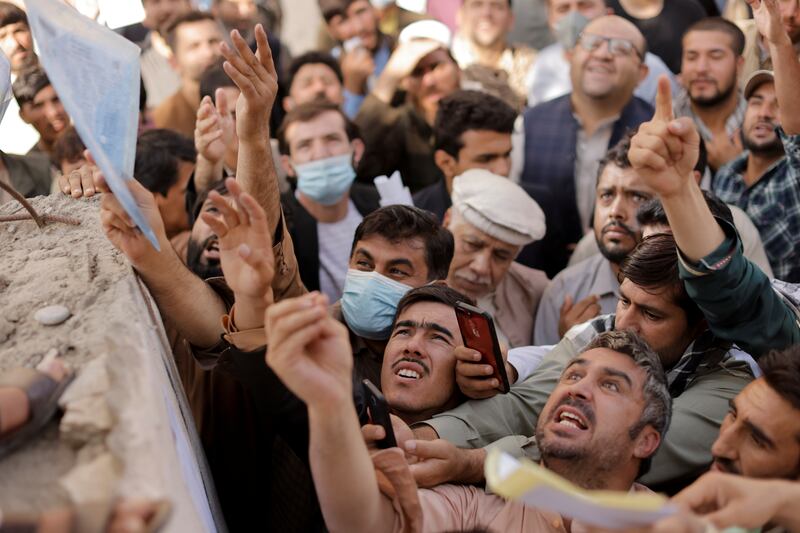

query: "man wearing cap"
xmin=450 ymin=0 xmax=536 ymax=101
xmin=354 ymin=36 xmax=461 ymax=193
xmin=317 ymin=0 xmax=394 ymax=118
xmin=712 ymin=0 xmax=800 ymax=283
xmin=444 ymin=169 xmax=547 ymax=347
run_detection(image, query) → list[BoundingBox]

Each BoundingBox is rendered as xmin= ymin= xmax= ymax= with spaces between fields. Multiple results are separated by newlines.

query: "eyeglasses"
xmin=577 ymin=33 xmax=644 ymax=60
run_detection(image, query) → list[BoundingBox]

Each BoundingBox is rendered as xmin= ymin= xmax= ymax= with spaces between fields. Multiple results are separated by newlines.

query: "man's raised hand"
xmin=747 ymin=0 xmax=792 ymax=45
xmin=200 ymin=177 xmax=275 ymax=328
xmin=629 ymin=76 xmax=701 ymax=198
xmin=195 ymin=89 xmax=234 ymax=165
xmin=266 ymin=294 xmax=355 ymax=410
xmin=219 ymin=24 xmax=278 ymax=144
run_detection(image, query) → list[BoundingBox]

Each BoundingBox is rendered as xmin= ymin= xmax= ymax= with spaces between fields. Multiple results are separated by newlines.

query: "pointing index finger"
xmin=654 ymin=75 xmax=674 ymax=122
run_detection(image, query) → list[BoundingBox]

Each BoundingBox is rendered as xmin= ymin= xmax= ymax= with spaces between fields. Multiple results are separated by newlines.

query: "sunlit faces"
xmin=0 ymin=21 xmax=33 ymax=72
xmin=436 ymin=129 xmax=512 ymax=189
xmin=459 ymin=0 xmax=513 ymax=49
xmin=711 ymin=379 xmax=800 ymax=479
xmin=741 ymin=82 xmax=783 ymax=156
xmin=681 ymin=30 xmax=741 ymax=108
xmin=380 ymin=301 xmax=463 ymax=422
xmin=445 ymin=213 xmax=519 ymax=300
xmin=405 ymin=48 xmax=461 ymax=121
xmin=284 ymin=63 xmax=345 ymax=110
xmin=592 ymin=164 xmax=653 ymax=264
xmin=172 ymin=19 xmax=224 ymax=82
xmin=569 ymin=16 xmax=647 ymax=100
xmin=281 ymin=110 xmax=356 ymax=169
xmin=19 ymin=85 xmax=69 ymax=143
xmin=326 ymin=0 xmax=380 ymax=51
xmin=614 ymin=279 xmax=696 ymax=370
xmin=535 ymin=348 xmax=657 ymax=478
xmin=546 ymin=0 xmax=607 ymax=29
xmin=142 ymin=0 xmax=191 ymax=35
xmin=349 ymin=234 xmax=431 ymax=287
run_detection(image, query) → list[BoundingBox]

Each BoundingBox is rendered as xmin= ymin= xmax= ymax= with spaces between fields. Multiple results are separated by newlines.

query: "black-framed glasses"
xmin=577 ymin=32 xmax=644 ymax=60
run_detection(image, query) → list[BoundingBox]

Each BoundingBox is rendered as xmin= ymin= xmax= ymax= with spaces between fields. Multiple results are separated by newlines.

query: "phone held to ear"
xmin=362 ymin=379 xmax=398 ymax=449
xmin=454 ymin=301 xmax=511 ymax=394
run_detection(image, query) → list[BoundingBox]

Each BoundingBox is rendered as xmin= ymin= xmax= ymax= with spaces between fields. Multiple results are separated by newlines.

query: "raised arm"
xmin=220 ymin=25 xmax=281 ymax=236
xmin=96 ymin=169 xmax=226 ymax=347
xmin=749 ymin=0 xmax=800 ymax=134
xmin=265 ymin=295 xmax=397 ymax=533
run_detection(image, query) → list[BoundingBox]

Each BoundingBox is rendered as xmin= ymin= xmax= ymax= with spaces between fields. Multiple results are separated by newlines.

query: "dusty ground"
xmin=0 ymin=194 xmax=213 ymax=531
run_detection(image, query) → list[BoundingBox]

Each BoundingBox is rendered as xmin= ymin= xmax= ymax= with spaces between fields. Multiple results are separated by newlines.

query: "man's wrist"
xmin=231 ymin=295 xmax=268 ymax=330
xmin=134 ymin=236 xmax=180 ymax=277
xmin=459 ymin=448 xmax=487 ymax=484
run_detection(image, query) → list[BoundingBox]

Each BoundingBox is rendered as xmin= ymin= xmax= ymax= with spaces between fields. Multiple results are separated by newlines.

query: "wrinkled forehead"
xmin=583 ymin=15 xmax=645 ymax=51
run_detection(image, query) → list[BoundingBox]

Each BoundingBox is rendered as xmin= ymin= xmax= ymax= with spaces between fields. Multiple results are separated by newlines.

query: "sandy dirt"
xmin=0 ymin=194 xmax=211 ymax=531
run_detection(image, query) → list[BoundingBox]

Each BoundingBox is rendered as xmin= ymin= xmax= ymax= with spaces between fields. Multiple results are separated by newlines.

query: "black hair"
xmin=52 ymin=126 xmax=86 ymax=167
xmin=683 ymin=17 xmax=745 ymax=56
xmin=394 ymin=282 xmax=475 ymax=325
xmin=0 ymin=1 xmax=26 ymax=28
xmin=11 ymin=64 xmax=50 ymax=107
xmin=636 ymin=190 xmax=734 ymax=229
xmin=595 ymin=129 xmax=637 ymax=185
xmin=134 ymin=129 xmax=197 ymax=197
xmin=276 ymin=100 xmax=360 ymax=155
xmin=351 ymin=205 xmax=454 ymax=282
xmin=285 ymin=51 xmax=344 ymax=94
xmin=619 ymin=233 xmax=703 ymax=328
xmin=189 ymin=179 xmax=229 ymax=226
xmin=199 ymin=61 xmax=235 ymax=100
xmin=760 ymin=347 xmax=800 ymax=414
xmin=165 ymin=11 xmax=218 ymax=51
xmin=433 ymin=90 xmax=516 ymax=157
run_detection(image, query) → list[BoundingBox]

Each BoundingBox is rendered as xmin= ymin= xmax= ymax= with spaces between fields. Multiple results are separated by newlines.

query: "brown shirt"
xmin=153 ymin=88 xmax=198 ymax=139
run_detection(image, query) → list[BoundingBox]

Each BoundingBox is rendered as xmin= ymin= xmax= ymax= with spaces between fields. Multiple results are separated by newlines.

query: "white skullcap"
xmin=451 ymin=169 xmax=546 ymax=246
xmin=398 ymin=20 xmax=452 ymax=48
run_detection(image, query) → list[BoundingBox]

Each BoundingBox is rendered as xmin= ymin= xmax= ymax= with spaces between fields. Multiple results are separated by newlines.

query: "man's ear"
xmin=632 ymin=425 xmax=661 ymax=462
xmin=18 ymin=106 xmax=30 ymax=124
xmin=434 ymin=149 xmax=457 ymax=182
xmin=351 ymin=138 xmax=365 ymax=167
xmin=280 ymin=154 xmax=296 ymax=178
xmin=736 ymin=55 xmax=745 ymax=80
xmin=443 ymin=207 xmax=453 ymax=228
xmin=282 ymin=95 xmax=294 ymax=113
xmin=638 ymin=62 xmax=650 ymax=84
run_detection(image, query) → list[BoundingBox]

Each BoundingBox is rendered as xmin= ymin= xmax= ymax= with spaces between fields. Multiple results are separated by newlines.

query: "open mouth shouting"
xmin=203 ymin=237 xmax=220 ymax=262
xmin=551 ymin=402 xmax=593 ymax=433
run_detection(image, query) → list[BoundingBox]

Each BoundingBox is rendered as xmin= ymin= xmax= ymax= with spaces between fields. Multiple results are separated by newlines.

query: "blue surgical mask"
xmin=294 ymin=153 xmax=356 ymax=206
xmin=554 ymin=11 xmax=590 ymax=49
xmin=340 ymin=269 xmax=414 ymax=340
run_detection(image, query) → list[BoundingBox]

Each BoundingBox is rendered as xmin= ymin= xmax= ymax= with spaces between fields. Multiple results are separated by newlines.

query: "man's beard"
xmin=690 ymin=75 xmax=737 ymax=108
xmin=595 ymin=220 xmax=639 ymax=264
xmin=186 ymin=235 xmax=223 ymax=279
xmin=742 ymin=123 xmax=785 ymax=158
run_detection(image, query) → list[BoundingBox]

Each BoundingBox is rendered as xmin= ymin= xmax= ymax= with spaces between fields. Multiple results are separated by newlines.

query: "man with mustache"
xmin=443 ymin=169 xmax=548 ymax=349
xmin=534 ymin=132 xmax=654 ymax=345
xmin=266 ymin=319 xmax=671 ymax=532
xmin=713 ymin=0 xmax=800 ymax=283
xmin=674 ymin=18 xmax=748 ymax=172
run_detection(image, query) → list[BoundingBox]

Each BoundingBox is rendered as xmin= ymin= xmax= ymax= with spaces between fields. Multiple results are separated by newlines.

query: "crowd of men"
xmin=2 ymin=0 xmax=800 ymax=531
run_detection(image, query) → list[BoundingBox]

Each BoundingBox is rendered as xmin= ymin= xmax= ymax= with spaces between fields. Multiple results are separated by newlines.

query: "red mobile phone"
xmin=454 ymin=301 xmax=511 ymax=394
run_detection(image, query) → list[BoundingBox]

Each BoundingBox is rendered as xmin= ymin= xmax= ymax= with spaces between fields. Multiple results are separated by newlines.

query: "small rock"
xmin=34 ymin=305 xmax=71 ymax=326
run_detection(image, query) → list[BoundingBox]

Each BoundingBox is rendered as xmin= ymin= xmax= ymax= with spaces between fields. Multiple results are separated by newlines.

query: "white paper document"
xmin=25 ymin=0 xmax=159 ymax=249
xmin=0 ymin=50 xmax=11 ymax=123
xmin=485 ymin=450 xmax=677 ymax=530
